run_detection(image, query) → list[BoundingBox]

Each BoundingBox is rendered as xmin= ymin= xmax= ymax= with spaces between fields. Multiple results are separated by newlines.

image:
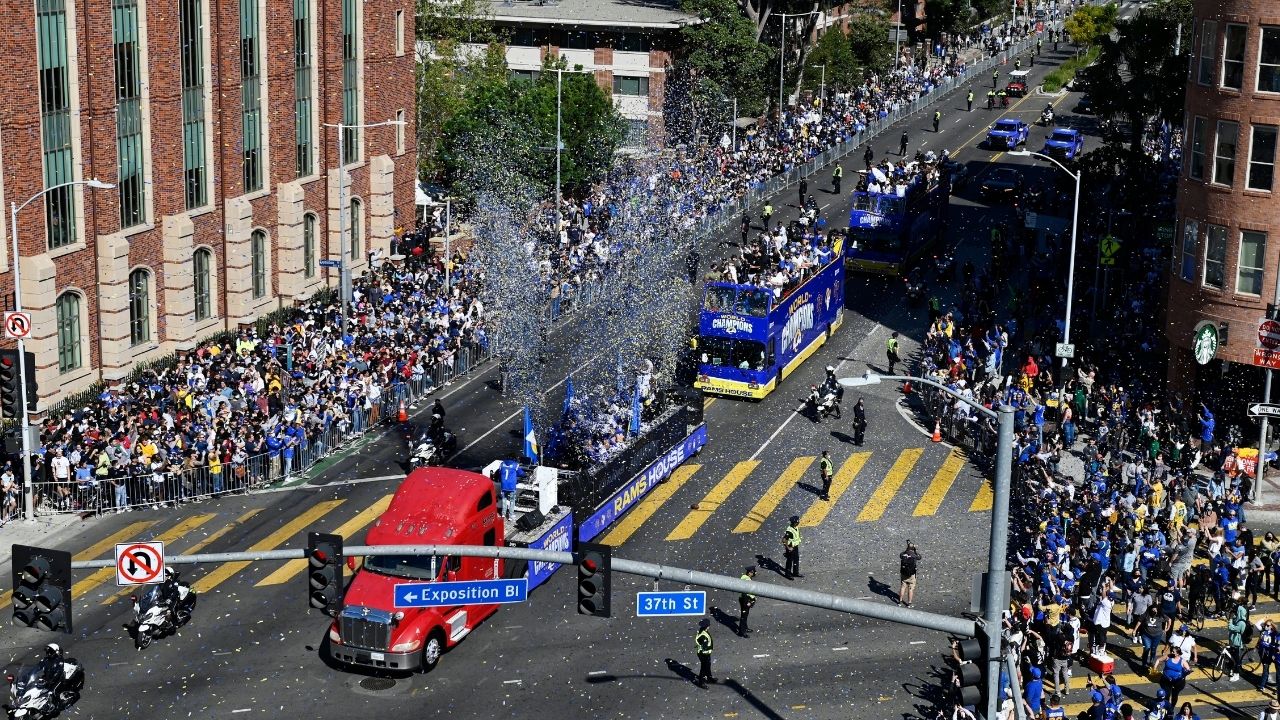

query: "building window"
xmin=611 ymin=32 xmax=651 ymax=53
xmin=1198 ymin=20 xmax=1217 ymax=85
xmin=509 ymin=69 xmax=540 ymax=83
xmin=1180 ymin=220 xmax=1198 ymax=282
xmin=1238 ymin=230 xmax=1266 ymax=296
xmin=294 ymin=0 xmax=313 ymax=177
xmin=341 ymin=0 xmax=359 ymax=162
xmin=55 ymin=291 xmax=81 ymax=373
xmin=1204 ymin=224 xmax=1227 ymax=290
xmin=128 ymin=268 xmax=151 ymax=346
xmin=1261 ymin=27 xmax=1280 ymax=93
xmin=251 ymin=230 xmax=267 ymax=299
xmin=1213 ymin=121 xmax=1239 ymax=186
xmin=624 ymin=119 xmax=649 ymax=147
xmin=180 ymin=0 xmax=207 ymax=209
xmin=349 ymin=198 xmax=362 ymax=259
xmin=240 ymin=0 xmax=262 ymax=193
xmin=563 ymin=30 xmax=595 ymax=49
xmin=1222 ymin=24 xmax=1246 ymax=89
xmin=612 ymin=75 xmax=649 ymax=97
xmin=37 ymin=0 xmax=77 ymax=250
xmin=394 ymin=9 xmax=404 ymax=56
xmin=508 ymin=27 xmax=548 ymax=47
xmin=395 ymin=109 xmax=405 ymax=155
xmin=1189 ymin=116 xmax=1206 ymax=179
xmin=1249 ymin=125 xmax=1278 ymax=191
xmin=193 ymin=248 xmax=212 ymax=321
xmin=303 ymin=213 xmax=316 ymax=278
xmin=112 ymin=0 xmax=146 ymax=229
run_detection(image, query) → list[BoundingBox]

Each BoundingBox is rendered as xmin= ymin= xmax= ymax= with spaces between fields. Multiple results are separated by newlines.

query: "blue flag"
xmin=563 ymin=375 xmax=575 ymax=418
xmin=522 ymin=406 xmax=539 ymax=464
xmin=629 ymin=379 xmax=642 ymax=437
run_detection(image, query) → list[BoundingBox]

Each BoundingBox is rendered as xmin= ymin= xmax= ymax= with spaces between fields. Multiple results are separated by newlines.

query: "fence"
xmin=21 ymin=343 xmax=492 ymax=519
xmin=910 ymin=374 xmax=1000 ymax=459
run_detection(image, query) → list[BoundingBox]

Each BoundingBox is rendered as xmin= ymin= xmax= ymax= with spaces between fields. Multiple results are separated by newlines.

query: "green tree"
xmin=804 ymin=27 xmax=858 ymax=93
xmin=678 ymin=0 xmax=774 ymax=117
xmin=525 ymin=56 xmax=627 ymax=191
xmin=415 ymin=0 xmax=497 ymax=180
xmin=846 ymin=15 xmax=893 ymax=75
xmin=1063 ymin=3 xmax=1118 ymax=50
xmin=923 ymin=0 xmax=967 ymax=39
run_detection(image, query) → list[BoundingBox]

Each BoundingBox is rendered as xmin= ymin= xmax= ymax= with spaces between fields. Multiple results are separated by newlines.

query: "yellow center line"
xmin=732 ymin=456 xmax=815 ymax=534
xmin=799 ymin=452 xmax=870 ymax=527
xmin=103 ymin=507 xmax=264 ymax=605
xmin=913 ymin=449 xmax=967 ymax=517
xmin=0 ymin=520 xmax=156 ymax=610
xmin=666 ymin=461 xmax=759 ymax=541
xmin=74 ymin=514 xmax=215 ymax=599
xmin=952 ymin=85 xmax=1042 ymax=161
xmin=857 ymin=448 xmax=924 ymax=522
xmin=191 ymin=500 xmax=344 ymax=595
xmin=256 ymin=494 xmax=394 ymax=587
xmin=600 ymin=465 xmax=700 ymax=547
xmin=704 ymin=397 xmax=717 ymax=410
xmin=970 ymin=479 xmax=994 ymax=512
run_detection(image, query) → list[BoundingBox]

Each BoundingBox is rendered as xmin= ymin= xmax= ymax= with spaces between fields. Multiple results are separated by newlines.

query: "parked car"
xmin=979 ymin=167 xmax=1023 ymax=201
xmin=985 ymin=119 xmax=1029 ymax=150
xmin=1041 ymin=128 xmax=1085 ymax=160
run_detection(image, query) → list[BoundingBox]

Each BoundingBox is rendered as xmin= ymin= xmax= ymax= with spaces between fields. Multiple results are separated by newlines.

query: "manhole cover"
xmin=359 ymin=677 xmax=397 ymax=692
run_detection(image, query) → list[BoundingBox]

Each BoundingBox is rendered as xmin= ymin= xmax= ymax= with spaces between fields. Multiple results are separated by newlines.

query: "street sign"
xmin=1260 ymin=319 xmax=1280 ymax=350
xmin=393 ymin=578 xmax=528 ymax=608
xmin=318 ymin=259 xmax=342 ymax=269
xmin=115 ymin=542 xmax=165 ymax=586
xmin=1098 ymin=235 xmax=1121 ymax=266
xmin=1055 ymin=342 xmax=1075 ymax=358
xmin=1249 ymin=403 xmax=1280 ymax=418
xmin=3 ymin=311 xmax=31 ymax=339
xmin=636 ymin=590 xmax=707 ymax=617
xmin=1255 ymin=347 xmax=1280 ymax=370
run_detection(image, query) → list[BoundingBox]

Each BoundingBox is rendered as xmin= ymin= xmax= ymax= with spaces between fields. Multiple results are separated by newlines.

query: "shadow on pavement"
xmin=724 ymin=678 xmax=787 ymax=720
xmin=868 ymin=574 xmax=900 ymax=603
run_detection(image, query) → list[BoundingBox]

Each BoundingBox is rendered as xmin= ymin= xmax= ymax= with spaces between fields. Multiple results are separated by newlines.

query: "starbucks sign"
xmin=1192 ymin=321 xmax=1220 ymax=365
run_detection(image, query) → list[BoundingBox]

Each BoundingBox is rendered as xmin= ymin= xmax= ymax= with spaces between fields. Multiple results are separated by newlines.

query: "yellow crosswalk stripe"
xmin=192 ymin=500 xmax=343 ymax=594
xmin=0 ymin=520 xmax=156 ymax=610
xmin=103 ymin=508 xmax=264 ymax=605
xmin=914 ymin=449 xmax=966 ymax=517
xmin=73 ymin=514 xmax=215 ymax=599
xmin=667 ymin=461 xmax=759 ymax=541
xmin=857 ymin=448 xmax=924 ymax=522
xmin=970 ymin=478 xmax=994 ymax=512
xmin=733 ymin=456 xmax=815 ymax=534
xmin=256 ymin=494 xmax=393 ymax=587
xmin=1065 ymin=687 xmax=1266 ymax=716
xmin=601 ymin=465 xmax=700 ymax=546
xmin=799 ymin=452 xmax=870 ymax=528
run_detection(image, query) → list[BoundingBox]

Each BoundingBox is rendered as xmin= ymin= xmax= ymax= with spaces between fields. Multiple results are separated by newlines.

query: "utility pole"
xmin=773 ymin=11 xmax=822 ymax=115
xmin=810 ymin=64 xmax=827 ymax=103
xmin=555 ymin=67 xmax=563 ymax=232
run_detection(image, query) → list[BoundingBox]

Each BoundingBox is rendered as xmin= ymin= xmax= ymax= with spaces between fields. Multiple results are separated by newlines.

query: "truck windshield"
xmin=364 ymin=554 xmax=442 ymax=581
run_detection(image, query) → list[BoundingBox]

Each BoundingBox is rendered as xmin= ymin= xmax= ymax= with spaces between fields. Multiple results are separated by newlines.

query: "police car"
xmin=985 ymin=119 xmax=1029 ymax=150
xmin=1041 ymin=128 xmax=1085 ymax=160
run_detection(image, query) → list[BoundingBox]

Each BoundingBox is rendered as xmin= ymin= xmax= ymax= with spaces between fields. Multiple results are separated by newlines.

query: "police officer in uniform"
xmin=987 ymin=89 xmax=996 ymax=109
xmin=886 ymin=331 xmax=901 ymax=374
xmin=832 ymin=165 xmax=843 ymax=193
xmin=783 ymin=516 xmax=803 ymax=579
xmin=798 ymin=177 xmax=808 ymax=207
xmin=818 ymin=450 xmax=834 ymax=500
xmin=933 ymin=110 xmax=941 ymax=133
xmin=852 ymin=398 xmax=867 ymax=445
xmin=738 ymin=566 xmax=757 ymax=636
xmin=992 ymin=69 xmax=1000 ymax=88
xmin=695 ymin=618 xmax=715 ymax=685
xmin=899 ymin=130 xmax=909 ymax=156
xmin=967 ymin=90 xmax=974 ymax=111
xmin=863 ymin=144 xmax=874 ymax=170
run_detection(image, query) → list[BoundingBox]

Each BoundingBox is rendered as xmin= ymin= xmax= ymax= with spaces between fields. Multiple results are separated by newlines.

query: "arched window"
xmin=56 ymin=291 xmax=82 ymax=373
xmin=128 ymin=268 xmax=151 ymax=346
xmin=193 ymin=248 xmax=212 ymax=321
xmin=251 ymin=229 xmax=267 ymax=299
xmin=349 ymin=197 xmax=362 ymax=259
xmin=303 ymin=213 xmax=317 ymax=278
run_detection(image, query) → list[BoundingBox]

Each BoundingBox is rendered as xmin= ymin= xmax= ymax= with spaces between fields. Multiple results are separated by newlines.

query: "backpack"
xmin=1058 ymin=632 xmax=1074 ymax=658
xmin=900 ymin=552 xmax=917 ymax=577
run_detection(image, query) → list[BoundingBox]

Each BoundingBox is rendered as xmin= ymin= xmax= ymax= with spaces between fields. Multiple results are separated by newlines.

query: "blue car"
xmin=1041 ymin=128 xmax=1085 ymax=160
xmin=985 ymin=119 xmax=1029 ymax=150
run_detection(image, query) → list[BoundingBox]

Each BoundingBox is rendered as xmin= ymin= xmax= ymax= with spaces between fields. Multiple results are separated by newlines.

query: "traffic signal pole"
xmin=11 ymin=202 xmax=32 ymax=522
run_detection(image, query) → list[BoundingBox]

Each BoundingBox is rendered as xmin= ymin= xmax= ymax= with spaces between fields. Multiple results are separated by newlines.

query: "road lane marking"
xmin=747 ymin=348 xmax=860 ymax=463
xmin=970 ymin=479 xmax=994 ymax=512
xmin=255 ymin=494 xmax=393 ymax=587
xmin=913 ymin=449 xmax=966 ymax=516
xmin=1066 ymin=688 xmax=1266 ymax=716
xmin=191 ymin=500 xmax=344 ymax=594
xmin=732 ymin=456 xmax=814 ymax=534
xmin=0 ymin=520 xmax=156 ymax=610
xmin=799 ymin=452 xmax=870 ymax=527
xmin=856 ymin=448 xmax=924 ymax=522
xmin=600 ymin=465 xmax=700 ymax=546
xmin=73 ymin=514 xmax=215 ymax=599
xmin=102 ymin=508 xmax=264 ymax=605
xmin=666 ymin=461 xmax=759 ymax=541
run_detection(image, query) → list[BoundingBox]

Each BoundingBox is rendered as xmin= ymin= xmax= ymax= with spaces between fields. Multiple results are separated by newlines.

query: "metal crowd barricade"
xmin=910 ymin=373 xmax=998 ymax=458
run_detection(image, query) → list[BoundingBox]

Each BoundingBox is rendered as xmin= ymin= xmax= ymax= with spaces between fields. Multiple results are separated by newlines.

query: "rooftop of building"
xmin=487 ymin=0 xmax=701 ymax=29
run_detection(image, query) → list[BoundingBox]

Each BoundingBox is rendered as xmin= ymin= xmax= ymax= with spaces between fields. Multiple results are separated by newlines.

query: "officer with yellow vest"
xmin=695 ymin=618 xmax=715 ymax=686
xmin=832 ymin=165 xmax=843 ymax=193
xmin=738 ymin=566 xmax=757 ymax=637
xmin=783 ymin=516 xmax=803 ymax=579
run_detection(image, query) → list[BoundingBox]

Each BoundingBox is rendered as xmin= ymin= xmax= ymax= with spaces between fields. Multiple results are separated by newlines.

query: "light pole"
xmin=444 ymin=197 xmax=453 ymax=294
xmin=323 ymin=118 xmax=406 ymax=340
xmin=809 ymin=64 xmax=827 ymax=103
xmin=772 ymin=11 xmax=822 ymax=115
xmin=840 ymin=372 xmax=1014 ymax=720
xmin=11 ymin=178 xmax=114 ymax=521
xmin=896 ymin=0 xmax=903 ymax=67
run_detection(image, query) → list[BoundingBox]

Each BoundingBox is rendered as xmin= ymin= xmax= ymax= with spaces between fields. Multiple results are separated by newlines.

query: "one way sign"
xmin=1248 ymin=403 xmax=1280 ymax=418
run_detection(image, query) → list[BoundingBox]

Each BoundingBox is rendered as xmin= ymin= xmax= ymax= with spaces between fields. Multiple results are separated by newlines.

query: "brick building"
xmin=1166 ymin=0 xmax=1280 ymax=397
xmin=0 ymin=0 xmax=416 ymax=410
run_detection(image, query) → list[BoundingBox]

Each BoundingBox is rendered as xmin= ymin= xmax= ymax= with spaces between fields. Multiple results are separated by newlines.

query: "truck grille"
xmin=339 ymin=606 xmax=393 ymax=651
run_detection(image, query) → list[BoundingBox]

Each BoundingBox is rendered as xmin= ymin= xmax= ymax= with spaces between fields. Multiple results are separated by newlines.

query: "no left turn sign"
xmin=3 ymin=311 xmax=31 ymax=339
xmin=115 ymin=541 xmax=166 ymax=586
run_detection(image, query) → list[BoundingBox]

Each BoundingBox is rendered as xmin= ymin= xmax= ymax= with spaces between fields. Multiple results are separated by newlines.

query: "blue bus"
xmin=694 ymin=239 xmax=845 ymax=399
xmin=846 ymin=169 xmax=949 ymax=275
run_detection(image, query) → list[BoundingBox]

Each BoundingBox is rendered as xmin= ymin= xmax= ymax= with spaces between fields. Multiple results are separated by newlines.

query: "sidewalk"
xmin=0 ymin=512 xmax=83 ymax=568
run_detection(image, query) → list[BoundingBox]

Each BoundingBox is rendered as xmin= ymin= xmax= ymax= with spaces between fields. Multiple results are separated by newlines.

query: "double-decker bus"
xmin=845 ymin=164 xmax=950 ymax=276
xmin=693 ymin=239 xmax=845 ymax=399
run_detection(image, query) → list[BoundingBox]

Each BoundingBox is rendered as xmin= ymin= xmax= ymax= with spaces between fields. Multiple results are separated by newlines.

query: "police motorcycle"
xmin=904 ymin=266 xmax=926 ymax=304
xmin=131 ymin=569 xmax=197 ymax=650
xmin=807 ymin=368 xmax=844 ymax=421
xmin=932 ymin=250 xmax=954 ymax=281
xmin=4 ymin=645 xmax=84 ymax=720
xmin=1038 ymin=105 xmax=1055 ymax=126
xmin=407 ymin=424 xmax=458 ymax=468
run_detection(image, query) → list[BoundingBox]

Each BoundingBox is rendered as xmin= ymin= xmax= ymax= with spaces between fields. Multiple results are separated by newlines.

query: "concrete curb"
xmin=0 ymin=513 xmax=84 ymax=567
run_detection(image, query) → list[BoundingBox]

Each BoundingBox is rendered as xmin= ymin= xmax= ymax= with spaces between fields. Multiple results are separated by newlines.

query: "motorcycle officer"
xmin=823 ymin=366 xmax=844 ymax=419
xmin=38 ymin=644 xmax=65 ymax=688
xmin=807 ymin=385 xmax=825 ymax=422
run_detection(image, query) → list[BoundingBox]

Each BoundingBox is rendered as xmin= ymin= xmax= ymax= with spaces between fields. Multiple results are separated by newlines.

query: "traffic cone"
xmin=931 ymin=421 xmax=942 ymax=443
xmin=901 ymin=380 xmax=913 ymax=395
xmin=397 ymin=399 xmax=408 ymax=423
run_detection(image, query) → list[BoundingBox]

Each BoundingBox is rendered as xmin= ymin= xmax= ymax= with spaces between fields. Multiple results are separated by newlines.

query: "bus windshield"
xmin=703 ymin=286 xmax=736 ymax=313
xmin=700 ymin=337 xmax=767 ymax=370
xmin=852 ymin=193 xmax=874 ymax=212
xmin=736 ymin=288 xmax=771 ymax=317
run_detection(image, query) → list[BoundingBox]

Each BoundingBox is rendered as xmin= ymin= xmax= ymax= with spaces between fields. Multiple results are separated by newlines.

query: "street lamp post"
xmin=840 ymin=372 xmax=1014 ymax=720
xmin=11 ymin=178 xmax=115 ymax=521
xmin=809 ymin=64 xmax=827 ymax=104
xmin=323 ymin=119 xmax=406 ymax=340
xmin=773 ymin=11 xmax=822 ymax=115
xmin=896 ymin=0 xmax=903 ymax=67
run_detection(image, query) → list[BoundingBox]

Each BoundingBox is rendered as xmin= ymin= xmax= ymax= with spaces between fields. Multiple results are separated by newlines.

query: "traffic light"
xmin=11 ymin=545 xmax=72 ymax=633
xmin=953 ymin=637 xmax=986 ymax=707
xmin=0 ymin=349 xmax=36 ymax=418
xmin=575 ymin=541 xmax=611 ymax=618
xmin=307 ymin=532 xmax=344 ymax=615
